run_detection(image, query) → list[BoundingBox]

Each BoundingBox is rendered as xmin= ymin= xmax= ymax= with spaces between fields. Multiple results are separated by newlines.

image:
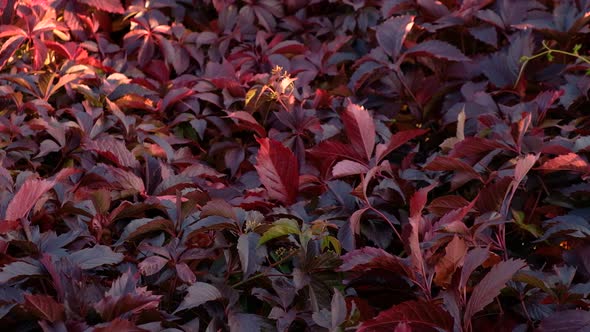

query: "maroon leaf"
xmin=341 ymin=101 xmax=376 ymax=161
xmin=174 ymin=282 xmax=222 ymax=313
xmin=227 ymin=111 xmax=266 ymax=137
xmin=255 ymin=138 xmax=299 ymax=205
xmin=138 ymin=255 xmax=168 ymax=276
xmin=349 ymin=207 xmax=369 ymax=234
xmin=514 ymin=154 xmax=538 ymax=184
xmin=24 ymin=294 xmax=65 ymax=323
xmin=434 ymin=236 xmax=467 ymax=287
xmin=358 ymin=300 xmax=453 ymax=331
xmin=5 ymin=178 xmax=55 ymax=221
xmin=309 ymin=140 xmax=364 ymax=164
xmin=78 ymin=0 xmax=124 ymax=13
xmin=475 ymin=177 xmax=512 ymax=213
xmin=95 ymin=270 xmax=161 ymax=320
xmin=93 ymin=318 xmax=146 ymax=332
xmin=332 ymin=160 xmax=370 ymax=178
xmin=423 ymin=156 xmax=482 ymax=181
xmin=408 ymin=183 xmax=436 ymax=285
xmin=376 ymin=129 xmax=428 ymax=163
xmin=409 ymin=183 xmax=436 ymax=219
xmin=176 ymin=262 xmax=196 ymax=284
xmin=450 ymin=137 xmax=511 ymax=159
xmin=463 ymin=259 xmax=526 ymax=328
xmin=86 ymin=136 xmax=139 ymax=168
xmin=338 ymin=247 xmax=410 ymax=276
xmin=0 ymin=35 xmax=25 ymax=69
xmin=459 ymin=247 xmax=490 ymax=291
xmin=428 ymin=195 xmax=470 ymax=216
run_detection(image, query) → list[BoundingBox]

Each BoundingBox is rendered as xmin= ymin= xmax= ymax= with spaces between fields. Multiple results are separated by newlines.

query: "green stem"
xmin=515 ymin=41 xmax=590 ymax=89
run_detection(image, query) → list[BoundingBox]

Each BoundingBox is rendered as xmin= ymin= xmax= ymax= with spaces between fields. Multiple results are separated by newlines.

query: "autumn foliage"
xmin=1 ymin=0 xmax=590 ymax=331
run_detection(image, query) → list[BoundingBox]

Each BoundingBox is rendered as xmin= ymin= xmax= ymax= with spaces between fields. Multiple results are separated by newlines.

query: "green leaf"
xmin=573 ymin=44 xmax=582 ymax=55
xmin=258 ymin=218 xmax=300 ymax=246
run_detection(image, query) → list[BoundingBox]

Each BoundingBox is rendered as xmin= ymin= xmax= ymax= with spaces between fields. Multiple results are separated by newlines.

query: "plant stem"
xmin=515 ymin=41 xmax=590 ymax=89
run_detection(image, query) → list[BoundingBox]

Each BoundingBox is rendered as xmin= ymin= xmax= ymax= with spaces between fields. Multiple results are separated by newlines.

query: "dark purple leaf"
xmin=376 ymin=129 xmax=428 ymax=163
xmin=237 ymin=232 xmax=266 ymax=279
xmin=174 ymin=282 xmax=222 ymax=313
xmin=95 ymin=270 xmax=161 ymax=320
xmin=23 ymin=294 xmax=65 ymax=323
xmin=402 ymin=40 xmax=470 ymax=62
xmin=69 ymin=245 xmax=124 ymax=269
xmin=0 ymin=261 xmax=44 ymax=283
xmin=376 ymin=15 xmax=414 ymax=59
xmin=538 ymin=310 xmax=590 ymax=332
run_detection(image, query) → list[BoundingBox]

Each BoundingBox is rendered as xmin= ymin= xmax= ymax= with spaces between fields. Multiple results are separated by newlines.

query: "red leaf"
xmin=255 ymin=138 xmax=299 ymax=205
xmin=409 ymin=183 xmax=436 ymax=219
xmin=227 ymin=111 xmax=266 ymax=137
xmin=332 ymin=160 xmax=369 ymax=178
xmin=93 ymin=318 xmax=147 ymax=332
xmin=138 ymin=255 xmax=168 ymax=276
xmin=0 ymin=35 xmax=26 ymax=69
xmin=5 ymin=178 xmax=55 ymax=221
xmin=176 ymin=262 xmax=196 ymax=284
xmin=86 ymin=136 xmax=139 ymax=168
xmin=434 ymin=236 xmax=467 ymax=287
xmin=268 ymin=40 xmax=306 ymax=55
xmin=342 ymin=101 xmax=375 ymax=161
xmin=24 ymin=294 xmax=65 ymax=323
xmin=423 ymin=155 xmax=482 ymax=181
xmin=349 ymin=207 xmax=369 ymax=234
xmin=537 ymin=153 xmax=590 ymax=173
xmin=338 ymin=247 xmax=410 ymax=276
xmin=408 ymin=183 xmax=436 ymax=284
xmin=450 ymin=137 xmax=511 ymax=159
xmin=78 ymin=0 xmax=124 ymax=13
xmin=309 ymin=140 xmax=364 ymax=163
xmin=459 ymin=247 xmax=490 ymax=290
xmin=514 ymin=154 xmax=538 ymax=184
xmin=376 ymin=129 xmax=428 ymax=163
xmin=463 ymin=259 xmax=526 ymax=328
xmin=428 ymin=195 xmax=470 ymax=216
xmin=358 ymin=300 xmax=453 ymax=332
xmin=475 ymin=177 xmax=512 ymax=213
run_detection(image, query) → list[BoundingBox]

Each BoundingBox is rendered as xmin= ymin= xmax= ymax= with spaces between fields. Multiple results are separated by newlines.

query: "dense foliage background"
xmin=1 ymin=0 xmax=590 ymax=331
